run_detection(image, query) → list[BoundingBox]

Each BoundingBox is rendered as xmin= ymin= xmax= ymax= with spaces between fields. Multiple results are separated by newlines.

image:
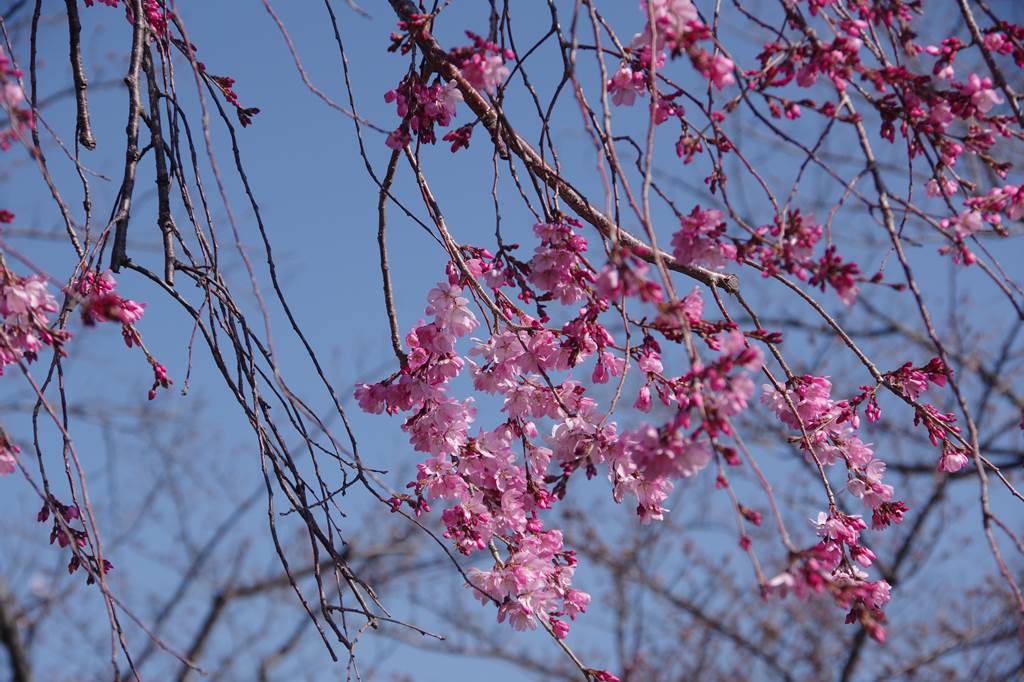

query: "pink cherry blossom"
xmin=527 ymin=219 xmax=592 ymax=304
xmin=927 ymin=176 xmax=958 ymax=197
xmin=671 ymin=205 xmax=736 ymax=270
xmin=937 ymin=445 xmax=969 ymax=473
xmin=1 ymin=82 xmax=23 ymax=108
xmin=631 ymin=0 xmax=700 ymax=54
xmin=425 ymin=281 xmax=478 ymax=337
xmin=963 ymin=73 xmax=1003 ymax=114
xmin=461 ymin=53 xmax=509 ymax=94
xmin=607 ymin=66 xmax=646 ymax=107
xmin=453 ymin=31 xmax=513 ymax=95
xmin=703 ymin=53 xmax=735 ymax=90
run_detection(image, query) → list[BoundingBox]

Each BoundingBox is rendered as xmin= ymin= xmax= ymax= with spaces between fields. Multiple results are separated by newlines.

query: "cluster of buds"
xmin=38 ymin=495 xmax=114 ymax=585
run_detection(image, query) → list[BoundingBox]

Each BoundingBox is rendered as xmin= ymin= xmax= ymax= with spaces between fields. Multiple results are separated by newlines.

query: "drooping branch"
xmin=386 ymin=0 xmax=739 ymax=294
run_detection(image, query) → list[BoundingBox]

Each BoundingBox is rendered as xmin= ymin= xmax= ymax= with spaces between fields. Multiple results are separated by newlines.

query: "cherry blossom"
xmin=607 ymin=66 xmax=646 ymax=107
xmin=453 ymin=33 xmax=513 ymax=95
xmin=962 ymin=73 xmax=1004 ymax=114
xmin=385 ymin=76 xmax=463 ymax=149
xmin=671 ymin=205 xmax=736 ymax=270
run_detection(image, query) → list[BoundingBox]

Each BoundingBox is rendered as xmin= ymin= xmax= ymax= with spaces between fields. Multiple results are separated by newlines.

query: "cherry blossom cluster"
xmin=527 ymin=218 xmax=594 ymax=306
xmin=964 ymin=184 xmax=1024 ymax=223
xmin=878 ymin=357 xmax=971 ymax=474
xmin=357 ymin=270 xmax=594 ymax=637
xmin=78 ymin=271 xmax=145 ymax=328
xmin=202 ymin=67 xmax=261 ymax=128
xmin=0 ymin=259 xmax=68 ymax=372
xmin=762 ymin=375 xmax=899 ymax=515
xmin=2 ymin=0 xmax=1020 ymax=676
xmin=937 ymin=184 xmax=1024 ymax=265
xmin=384 ymin=75 xmax=462 ymax=150
xmin=618 ymin=0 xmax=735 ymax=96
xmin=606 ymin=185 xmax=863 ymax=310
xmin=451 ymin=32 xmax=512 ymax=96
xmin=594 ymin=246 xmax=662 ymax=305
xmin=387 ymin=11 xmax=433 ymax=56
xmin=77 ymin=270 xmax=171 ymax=400
xmin=0 ymin=261 xmax=166 ymax=393
xmin=761 ymin=373 xmax=903 ymax=640
xmin=749 ymin=2 xmax=1019 ymax=183
xmin=734 ymin=210 xmax=862 ymax=306
xmin=357 ymin=214 xmax=772 ymax=636
xmin=0 ymin=255 xmax=63 ymax=476
xmin=670 ymin=205 xmax=736 ymax=271
xmin=606 ymin=1 xmax=734 ymax=108
xmin=768 ymin=515 xmax=893 ymax=643
xmin=743 ymin=0 xmax=1018 ymax=269
xmin=0 ymin=261 xmax=171 ymax=473
xmin=0 ymin=258 xmax=168 ymax=626
xmin=37 ymin=495 xmax=113 ymax=585
xmin=933 ymin=183 xmax=1019 ymax=262
xmin=433 ymin=32 xmax=514 ymax=151
xmin=611 ymin=320 xmax=763 ymax=521
xmin=370 ymin=4 xmax=976 ymax=648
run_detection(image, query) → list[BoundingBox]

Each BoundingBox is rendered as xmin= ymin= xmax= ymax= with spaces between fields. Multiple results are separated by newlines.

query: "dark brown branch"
xmin=378 ymin=149 xmax=406 ymax=367
xmin=142 ymin=45 xmax=176 ymax=284
xmin=63 ymin=0 xmax=96 ymax=149
xmin=110 ymin=0 xmax=148 ymax=271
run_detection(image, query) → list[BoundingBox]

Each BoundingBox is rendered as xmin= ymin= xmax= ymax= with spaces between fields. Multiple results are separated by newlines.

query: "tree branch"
xmin=0 ymin=583 xmax=32 ymax=682
xmin=386 ymin=0 xmax=739 ymax=294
